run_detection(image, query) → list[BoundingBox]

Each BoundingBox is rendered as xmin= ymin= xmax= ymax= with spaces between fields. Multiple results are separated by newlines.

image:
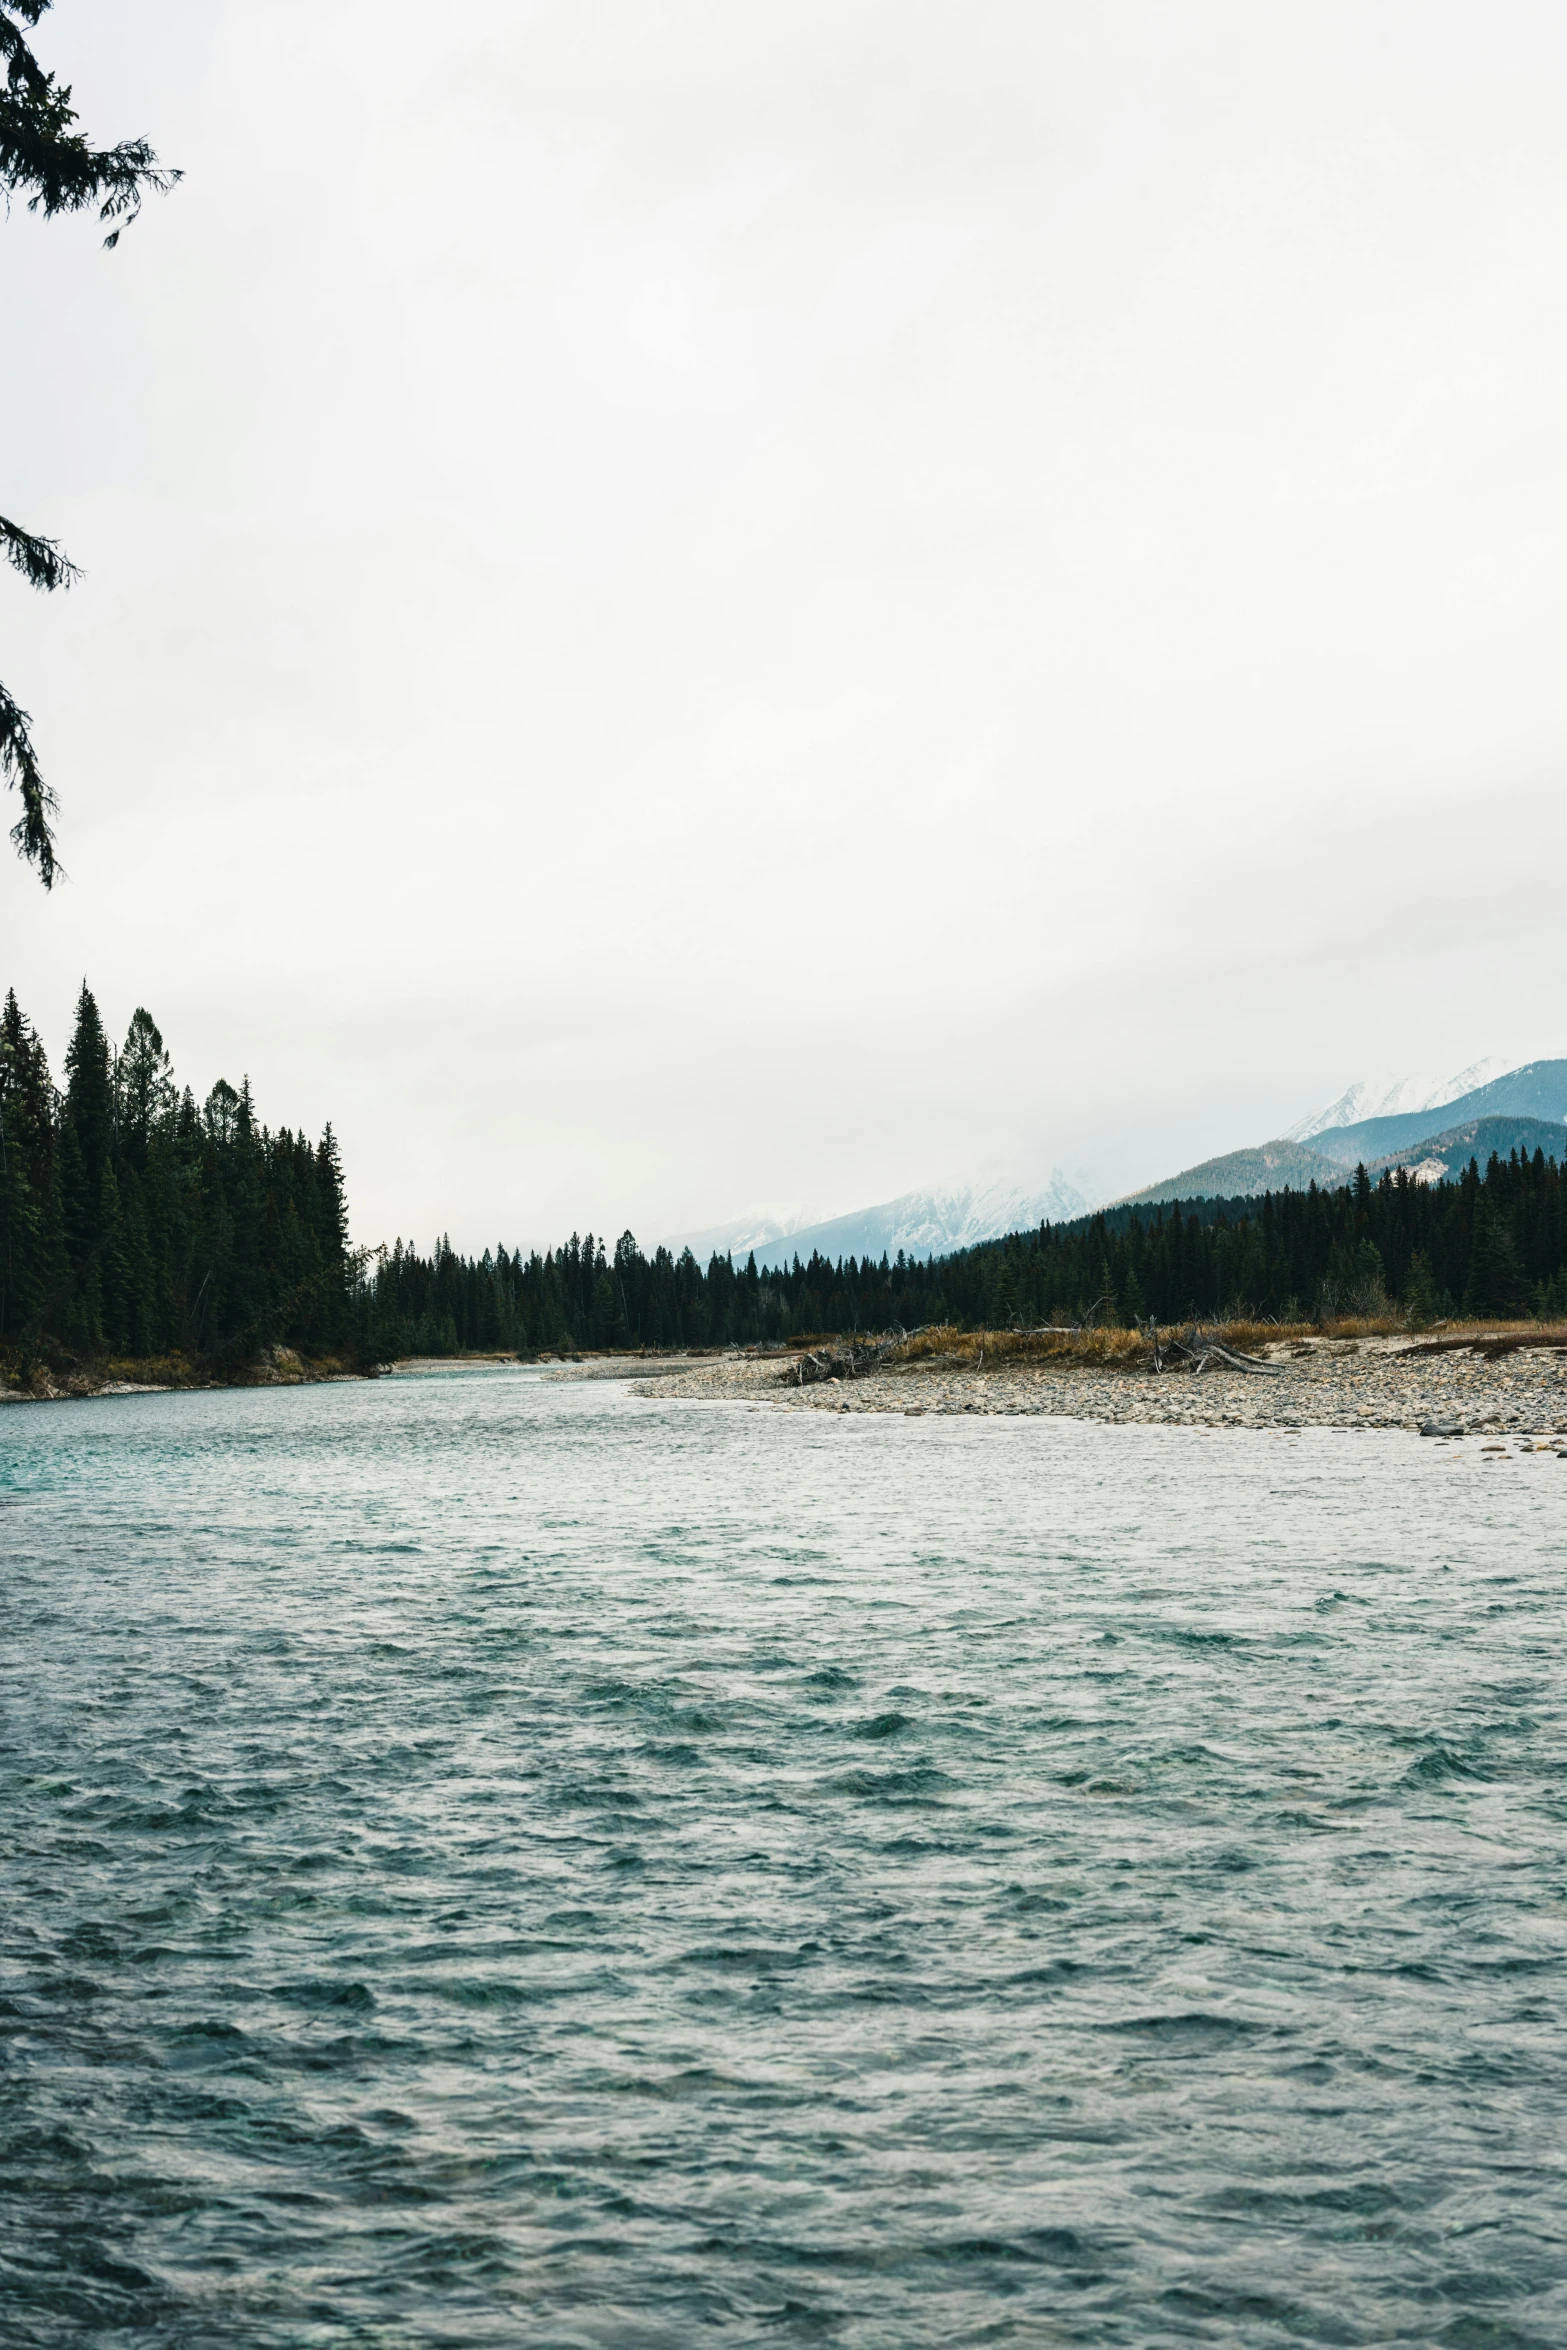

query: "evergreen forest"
xmin=361 ymin=1147 xmax=1567 ymax=1359
xmin=0 ymin=985 xmax=351 ymax=1363
xmin=7 ymin=980 xmax=1567 ymax=1377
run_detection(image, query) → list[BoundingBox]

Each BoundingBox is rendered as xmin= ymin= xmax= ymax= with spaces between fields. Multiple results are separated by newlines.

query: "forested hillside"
xmin=358 ymin=1146 xmax=1567 ymax=1357
xmin=0 ymin=986 xmax=351 ymax=1363
xmin=8 ymin=978 xmax=1566 ymax=1375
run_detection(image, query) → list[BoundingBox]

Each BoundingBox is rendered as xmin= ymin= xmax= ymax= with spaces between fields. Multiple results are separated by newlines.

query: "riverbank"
xmin=10 ymin=1331 xmax=1567 ymax=1442
xmin=0 ymin=1345 xmax=362 ymax=1403
xmin=624 ymin=1329 xmax=1567 ymax=1440
xmin=0 ymin=1344 xmax=719 ymax=1404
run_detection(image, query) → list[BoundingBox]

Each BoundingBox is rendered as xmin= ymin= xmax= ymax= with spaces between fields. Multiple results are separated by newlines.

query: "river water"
xmin=2 ymin=1368 xmax=1564 ymax=2346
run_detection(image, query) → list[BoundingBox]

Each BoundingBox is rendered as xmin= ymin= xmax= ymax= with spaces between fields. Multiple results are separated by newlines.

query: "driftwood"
xmin=1402 ymin=1330 xmax=1567 ymax=1362
xmin=1164 ymin=1323 xmax=1283 ymax=1377
xmin=784 ymin=1320 xmax=1285 ymax=1385
xmin=785 ymin=1335 xmax=904 ymax=1387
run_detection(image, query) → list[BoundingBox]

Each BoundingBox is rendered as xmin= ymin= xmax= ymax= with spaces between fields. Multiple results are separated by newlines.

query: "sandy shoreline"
xmin=607 ymin=1336 xmax=1567 ymax=1442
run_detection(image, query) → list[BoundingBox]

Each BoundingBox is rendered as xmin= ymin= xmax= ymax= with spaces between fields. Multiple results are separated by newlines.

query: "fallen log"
xmin=1166 ymin=1328 xmax=1285 ymax=1377
xmin=784 ymin=1334 xmax=903 ymax=1386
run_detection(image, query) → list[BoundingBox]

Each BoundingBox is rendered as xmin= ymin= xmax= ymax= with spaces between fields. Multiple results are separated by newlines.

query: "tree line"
xmin=8 ymin=978 xmax=1565 ymax=1372
xmin=358 ymin=1145 xmax=1567 ymax=1359
xmin=0 ymin=984 xmax=351 ymax=1362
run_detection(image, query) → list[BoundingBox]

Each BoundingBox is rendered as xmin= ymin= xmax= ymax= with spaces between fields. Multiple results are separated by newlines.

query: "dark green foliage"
xmin=0 ymin=3 xmax=179 ymax=242
xmin=0 ymin=983 xmax=352 ymax=1363
xmin=2 ymin=2 xmax=178 ymax=881
xmin=0 ymin=513 xmax=79 ymax=591
xmin=1402 ymin=1251 xmax=1443 ymax=1328
xmin=1461 ymin=1199 xmax=1528 ymax=1318
xmin=116 ymin=1006 xmax=175 ymax=1163
xmin=1319 ymin=1236 xmax=1387 ymax=1319
xmin=0 ymin=676 xmax=58 ymax=882
xmin=0 ymin=989 xmax=53 ymax=1329
xmin=357 ymin=1144 xmax=1567 ymax=1357
xmin=14 ymin=973 xmax=1562 ymax=1367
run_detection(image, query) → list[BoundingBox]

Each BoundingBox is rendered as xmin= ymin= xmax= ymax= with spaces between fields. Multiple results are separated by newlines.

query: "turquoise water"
xmin=2 ymin=1368 xmax=1565 ymax=2346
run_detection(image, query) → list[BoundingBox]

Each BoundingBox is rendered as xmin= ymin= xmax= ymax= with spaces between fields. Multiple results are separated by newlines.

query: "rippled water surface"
xmin=3 ymin=1370 xmax=1566 ymax=2346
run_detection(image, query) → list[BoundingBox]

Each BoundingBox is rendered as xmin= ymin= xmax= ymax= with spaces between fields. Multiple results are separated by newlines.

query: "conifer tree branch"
xmin=1 ymin=3 xmax=177 ymax=886
xmin=0 ymin=676 xmax=59 ymax=886
xmin=0 ymin=511 xmax=78 ymax=591
xmin=0 ymin=3 xmax=180 ymax=246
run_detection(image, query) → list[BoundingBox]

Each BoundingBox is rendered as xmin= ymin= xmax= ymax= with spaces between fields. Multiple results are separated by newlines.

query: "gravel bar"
xmin=622 ymin=1336 xmax=1567 ymax=1441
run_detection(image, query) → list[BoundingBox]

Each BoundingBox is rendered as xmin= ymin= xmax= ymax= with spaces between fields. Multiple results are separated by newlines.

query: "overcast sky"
xmin=5 ymin=0 xmax=1567 ymax=1249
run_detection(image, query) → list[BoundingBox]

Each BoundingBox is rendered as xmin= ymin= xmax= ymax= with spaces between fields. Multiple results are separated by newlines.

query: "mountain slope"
xmin=737 ymin=1171 xmax=1094 ymax=1271
xmin=1311 ymin=1059 xmax=1567 ymax=1166
xmin=661 ymin=1204 xmax=820 ymax=1262
xmin=1118 ymin=1096 xmax=1567 ymax=1212
xmin=1286 ymin=1059 xmax=1506 ymax=1141
xmin=670 ymin=1061 xmax=1567 ymax=1270
xmin=1120 ymin=1138 xmax=1346 ymax=1208
xmin=1364 ymin=1115 xmax=1567 ymax=1184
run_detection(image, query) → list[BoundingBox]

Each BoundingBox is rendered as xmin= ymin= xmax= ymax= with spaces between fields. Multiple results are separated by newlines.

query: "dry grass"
xmin=885 ymin=1315 xmax=1567 ymax=1373
xmin=1 ymin=1346 xmax=365 ymax=1398
xmin=0 ymin=1349 xmax=192 ymax=1397
xmin=1215 ymin=1319 xmax=1322 ymax=1350
xmin=895 ymin=1323 xmax=1152 ymax=1369
xmin=1294 ymin=1316 xmax=1405 ymax=1341
xmin=102 ymin=1352 xmax=199 ymax=1385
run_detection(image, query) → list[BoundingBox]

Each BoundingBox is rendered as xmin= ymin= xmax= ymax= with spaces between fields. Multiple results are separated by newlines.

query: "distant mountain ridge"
xmin=667 ymin=1060 xmax=1567 ymax=1278
xmin=1123 ymin=1061 xmax=1567 ymax=1208
xmin=668 ymin=1170 xmax=1093 ymax=1272
xmin=662 ymin=1203 xmax=821 ymax=1262
xmin=1308 ymin=1059 xmax=1567 ymax=1166
xmin=1285 ymin=1059 xmax=1507 ymax=1140
xmin=749 ymin=1173 xmax=1093 ymax=1270
xmin=1363 ymin=1115 xmax=1567 ymax=1186
xmin=1121 ymin=1139 xmax=1345 ymax=1208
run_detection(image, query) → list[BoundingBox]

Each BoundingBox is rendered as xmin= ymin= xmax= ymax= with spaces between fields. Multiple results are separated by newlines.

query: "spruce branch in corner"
xmin=1 ymin=0 xmax=179 ymax=884
xmin=0 ymin=678 xmax=59 ymax=884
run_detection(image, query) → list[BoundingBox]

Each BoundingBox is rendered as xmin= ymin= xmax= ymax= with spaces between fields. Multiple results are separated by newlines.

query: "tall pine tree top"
xmin=116 ymin=1008 xmax=175 ymax=1165
xmin=63 ymin=980 xmax=113 ymax=1193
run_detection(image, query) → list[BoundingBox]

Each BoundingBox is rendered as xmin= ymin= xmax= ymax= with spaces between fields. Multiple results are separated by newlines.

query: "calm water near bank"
xmin=2 ymin=1368 xmax=1564 ymax=2346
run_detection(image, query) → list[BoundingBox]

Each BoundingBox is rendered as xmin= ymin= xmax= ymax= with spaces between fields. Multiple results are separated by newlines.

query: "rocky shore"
xmin=626 ymin=1335 xmax=1567 ymax=1442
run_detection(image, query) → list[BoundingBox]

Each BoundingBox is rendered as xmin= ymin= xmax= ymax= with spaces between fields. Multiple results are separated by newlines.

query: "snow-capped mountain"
xmin=1124 ymin=1058 xmax=1567 ymax=1202
xmin=1285 ymin=1059 xmax=1508 ymax=1142
xmin=661 ymin=1203 xmax=822 ymax=1262
xmin=698 ymin=1169 xmax=1097 ymax=1272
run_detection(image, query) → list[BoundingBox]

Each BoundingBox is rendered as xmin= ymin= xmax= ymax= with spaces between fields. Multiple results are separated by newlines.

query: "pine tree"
xmin=0 ymin=1100 xmax=38 ymax=1335
xmin=1402 ymin=1251 xmax=1443 ymax=1329
xmin=63 ymin=982 xmax=113 ymax=1203
xmin=116 ymin=1008 xmax=175 ymax=1168
xmin=221 ymin=1077 xmax=268 ymax=1348
xmin=1462 ymin=1201 xmax=1527 ymax=1319
xmin=54 ymin=1120 xmax=98 ymax=1346
xmin=117 ymin=1163 xmax=157 ymax=1354
xmin=96 ymin=1161 xmax=128 ymax=1349
xmin=0 ymin=988 xmax=48 ymax=1335
xmin=313 ymin=1125 xmax=350 ymax=1340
